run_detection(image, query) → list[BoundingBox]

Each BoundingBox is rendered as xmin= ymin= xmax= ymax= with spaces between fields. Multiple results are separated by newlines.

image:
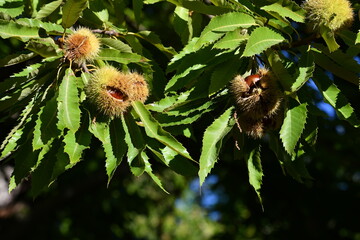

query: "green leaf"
xmin=290 ymin=50 xmax=315 ymax=92
xmin=0 ymin=0 xmax=24 ymax=18
xmin=107 ymin=118 xmax=126 ymax=181
xmin=9 ymin=141 xmax=39 ymax=192
xmin=64 ymin=117 xmax=92 ymax=165
xmin=280 ymin=99 xmax=308 ymax=155
xmin=269 ymin=134 xmax=312 ymax=182
xmin=159 ymin=146 xmax=197 ymax=177
xmin=30 ymin=141 xmax=59 ymax=197
xmin=0 ymin=19 xmax=40 ymax=41
xmin=180 ymin=0 xmax=231 ymax=15
xmin=57 ymin=69 xmax=81 ymax=132
xmin=98 ymin=48 xmax=146 ymax=64
xmin=312 ymin=50 xmax=358 ymax=85
xmin=0 ymin=52 xmax=37 ymax=67
xmin=36 ymin=0 xmax=63 ymax=19
xmin=213 ymin=28 xmax=249 ymax=50
xmin=261 ymin=0 xmax=306 ymax=23
xmin=134 ymin=31 xmax=177 ymax=58
xmin=89 ymin=118 xmax=126 ymax=182
xmin=62 ymin=0 xmax=88 ymax=29
xmin=313 ymin=70 xmax=360 ymax=127
xmin=132 ymin=101 xmax=193 ymax=161
xmin=121 ymin=113 xmax=146 ymax=176
xmin=16 ymin=18 xmax=66 ymax=34
xmin=266 ymin=50 xmax=293 ymax=92
xmin=173 ymin=6 xmax=191 ymax=44
xmin=1 ymin=98 xmax=36 ymax=159
xmin=199 ymin=106 xmax=235 ymax=186
xmin=356 ymin=31 xmax=360 ymax=44
xmin=25 ymin=39 xmax=60 ymax=58
xmin=247 ymin=143 xmax=263 ymax=206
xmin=195 ymin=12 xmax=256 ymax=49
xmin=141 ymin=151 xmax=168 ymax=193
xmin=243 ymin=27 xmax=285 ymax=57
xmin=319 ymin=26 xmax=339 ymax=53
xmin=32 ymin=96 xmax=59 ymax=150
xmin=209 ymin=57 xmax=244 ymax=94
xmin=100 ymin=38 xmax=133 ymax=53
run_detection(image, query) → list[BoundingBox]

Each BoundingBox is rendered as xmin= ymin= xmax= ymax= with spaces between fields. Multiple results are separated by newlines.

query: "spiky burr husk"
xmin=64 ymin=28 xmax=100 ymax=64
xmin=85 ymin=65 xmax=149 ymax=117
xmin=230 ymin=68 xmax=284 ymax=138
xmin=302 ymin=0 xmax=354 ymax=32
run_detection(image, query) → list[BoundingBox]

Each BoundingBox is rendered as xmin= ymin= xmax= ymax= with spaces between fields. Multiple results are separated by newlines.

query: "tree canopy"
xmin=0 ymin=0 xmax=360 ymax=239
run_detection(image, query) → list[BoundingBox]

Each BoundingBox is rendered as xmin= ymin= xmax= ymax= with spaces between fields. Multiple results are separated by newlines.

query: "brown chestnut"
xmin=244 ymin=74 xmax=261 ymax=87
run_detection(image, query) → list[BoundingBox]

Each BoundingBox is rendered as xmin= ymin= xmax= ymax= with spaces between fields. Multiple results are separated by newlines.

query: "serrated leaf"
xmin=32 ymin=97 xmax=59 ymax=150
xmin=1 ymin=97 xmax=36 ymax=159
xmin=98 ymin=48 xmax=146 ymax=64
xmin=9 ymin=141 xmax=39 ymax=192
xmin=319 ymin=26 xmax=339 ymax=52
xmin=0 ymin=19 xmax=40 ymax=41
xmin=209 ymin=57 xmax=243 ymax=94
xmin=0 ymin=52 xmax=37 ymax=67
xmin=195 ymin=12 xmax=256 ymax=49
xmin=64 ymin=118 xmax=91 ymax=165
xmin=132 ymin=101 xmax=193 ymax=161
xmin=141 ymin=151 xmax=168 ymax=193
xmin=100 ymin=38 xmax=133 ymax=53
xmin=313 ymin=50 xmax=358 ymax=85
xmin=313 ymin=70 xmax=360 ymax=127
xmin=0 ymin=0 xmax=24 ymax=18
xmin=199 ymin=106 xmax=235 ymax=186
xmin=62 ymin=0 xmax=88 ymax=28
xmin=26 ymin=39 xmax=60 ymax=58
xmin=134 ymin=31 xmax=177 ymax=58
xmin=57 ymin=69 xmax=81 ymax=131
xmin=243 ymin=27 xmax=285 ymax=57
xmin=269 ymin=134 xmax=312 ymax=182
xmin=121 ymin=114 xmax=145 ymax=176
xmin=247 ymin=143 xmax=263 ymax=206
xmin=159 ymin=146 xmax=197 ymax=177
xmin=280 ymin=100 xmax=308 ymax=155
xmin=261 ymin=0 xmax=305 ymax=23
xmin=356 ymin=31 xmax=360 ymax=44
xmin=16 ymin=18 xmax=66 ymax=33
xmin=36 ymin=0 xmax=63 ymax=19
xmin=313 ymin=43 xmax=360 ymax=75
xmin=213 ymin=28 xmax=249 ymax=50
xmin=266 ymin=50 xmax=293 ymax=92
xmin=89 ymin=118 xmax=126 ymax=182
xmin=180 ymin=0 xmax=230 ymax=15
xmin=30 ymin=141 xmax=59 ymax=197
xmin=291 ymin=50 xmax=315 ymax=92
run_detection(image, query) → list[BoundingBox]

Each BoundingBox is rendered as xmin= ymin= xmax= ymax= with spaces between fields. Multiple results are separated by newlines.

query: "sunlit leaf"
xmin=141 ymin=151 xmax=168 ymax=193
xmin=121 ymin=114 xmax=146 ymax=176
xmin=290 ymin=50 xmax=315 ymax=92
xmin=199 ymin=106 xmax=235 ymax=186
xmin=195 ymin=12 xmax=256 ymax=49
xmin=57 ymin=69 xmax=81 ymax=132
xmin=132 ymin=101 xmax=193 ymax=161
xmin=32 ymin=96 xmax=59 ymax=150
xmin=64 ymin=118 xmax=92 ymax=165
xmin=98 ymin=48 xmax=146 ymax=64
xmin=62 ymin=0 xmax=88 ymax=29
xmin=100 ymin=38 xmax=133 ymax=53
xmin=0 ymin=19 xmax=39 ymax=41
xmin=247 ymin=143 xmax=263 ymax=207
xmin=36 ymin=0 xmax=63 ymax=19
xmin=261 ymin=0 xmax=306 ymax=23
xmin=280 ymin=99 xmax=308 ymax=155
xmin=313 ymin=70 xmax=360 ymax=127
xmin=243 ymin=27 xmax=285 ymax=57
